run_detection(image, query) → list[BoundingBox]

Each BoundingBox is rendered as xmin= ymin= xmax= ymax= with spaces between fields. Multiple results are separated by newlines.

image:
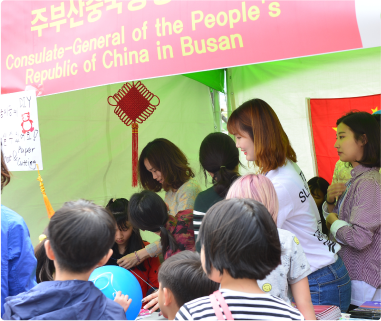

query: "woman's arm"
xmin=117 ymin=241 xmax=162 ymax=269
xmin=291 ymin=277 xmax=316 ymax=320
xmin=332 ymin=179 xmax=380 ymax=250
xmin=286 ymin=231 xmax=314 ymax=319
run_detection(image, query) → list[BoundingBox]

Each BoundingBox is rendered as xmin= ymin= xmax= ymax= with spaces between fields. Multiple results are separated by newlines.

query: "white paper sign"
xmin=0 ymin=91 xmax=43 ymax=171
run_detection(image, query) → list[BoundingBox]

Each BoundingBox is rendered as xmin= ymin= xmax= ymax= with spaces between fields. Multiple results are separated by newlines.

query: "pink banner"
xmin=2 ymin=0 xmax=364 ymax=96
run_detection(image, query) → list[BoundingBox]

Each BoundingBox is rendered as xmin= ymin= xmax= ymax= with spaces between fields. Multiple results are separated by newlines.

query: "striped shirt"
xmin=175 ymin=289 xmax=304 ymax=321
xmin=324 ymin=165 xmax=381 ymax=288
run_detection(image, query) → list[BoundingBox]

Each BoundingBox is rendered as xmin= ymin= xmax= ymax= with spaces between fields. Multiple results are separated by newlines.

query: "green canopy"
xmin=183 ymin=69 xmax=225 ymax=93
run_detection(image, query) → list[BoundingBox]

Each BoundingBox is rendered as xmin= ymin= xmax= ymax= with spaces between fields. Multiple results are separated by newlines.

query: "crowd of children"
xmin=1 ymin=100 xmax=380 ymax=320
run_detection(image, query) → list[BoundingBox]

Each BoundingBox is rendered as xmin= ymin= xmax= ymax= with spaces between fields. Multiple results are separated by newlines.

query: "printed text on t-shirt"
xmin=313 ymin=229 xmax=337 ymax=253
xmin=299 ymin=171 xmax=311 ymax=203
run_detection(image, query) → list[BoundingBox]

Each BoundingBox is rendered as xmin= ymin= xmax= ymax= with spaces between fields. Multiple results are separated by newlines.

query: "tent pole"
xmin=226 ymin=68 xmax=236 ymax=118
xmin=212 ymin=89 xmax=221 ymax=132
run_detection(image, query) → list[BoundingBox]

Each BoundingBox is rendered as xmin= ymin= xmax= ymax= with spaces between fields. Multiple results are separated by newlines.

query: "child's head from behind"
xmin=47 ymin=199 xmax=115 ymax=274
xmin=158 ymin=251 xmax=219 ymax=319
xmin=129 ymin=190 xmax=178 ymax=258
xmin=226 ymin=174 xmax=279 ymax=223
xmin=198 ymin=198 xmax=281 ymax=282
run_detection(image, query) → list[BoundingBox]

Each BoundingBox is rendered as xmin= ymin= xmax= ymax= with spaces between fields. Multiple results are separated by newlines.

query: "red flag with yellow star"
xmin=310 ymin=94 xmax=380 ymax=182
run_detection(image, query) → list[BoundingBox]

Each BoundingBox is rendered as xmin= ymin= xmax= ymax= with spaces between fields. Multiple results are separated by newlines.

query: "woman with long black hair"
xmin=193 ymin=132 xmax=240 ymax=251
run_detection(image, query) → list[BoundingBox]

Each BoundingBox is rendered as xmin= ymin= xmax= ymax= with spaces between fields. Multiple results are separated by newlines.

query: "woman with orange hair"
xmin=227 ymin=99 xmax=351 ymax=312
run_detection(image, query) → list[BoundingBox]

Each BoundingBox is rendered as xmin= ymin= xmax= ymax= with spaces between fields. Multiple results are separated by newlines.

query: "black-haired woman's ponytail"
xmin=213 ymin=166 xmax=240 ymax=198
xmin=159 ymin=226 xmax=179 ymax=259
xmin=199 ymin=133 xmax=241 ymax=198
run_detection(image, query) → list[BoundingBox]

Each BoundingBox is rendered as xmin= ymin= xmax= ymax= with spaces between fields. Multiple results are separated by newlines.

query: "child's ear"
xmin=44 ymin=240 xmax=56 ymax=260
xmin=163 ymin=287 xmax=173 ymax=306
xmin=97 ymin=249 xmax=113 ymax=267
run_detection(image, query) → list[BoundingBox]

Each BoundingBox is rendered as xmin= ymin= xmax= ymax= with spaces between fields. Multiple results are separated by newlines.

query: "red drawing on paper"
xmin=21 ymin=112 xmax=34 ymax=134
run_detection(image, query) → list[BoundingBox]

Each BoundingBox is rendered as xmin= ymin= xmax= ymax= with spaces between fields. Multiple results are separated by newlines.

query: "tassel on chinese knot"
xmin=36 ymin=164 xmax=55 ymax=219
xmin=107 ymin=81 xmax=160 ymax=187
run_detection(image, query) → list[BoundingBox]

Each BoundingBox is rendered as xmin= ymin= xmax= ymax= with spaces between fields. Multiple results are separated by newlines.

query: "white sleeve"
xmin=322 ymin=202 xmax=330 ymax=219
xmin=145 ymin=240 xmax=162 ymax=257
xmin=330 ymin=220 xmax=351 ymax=243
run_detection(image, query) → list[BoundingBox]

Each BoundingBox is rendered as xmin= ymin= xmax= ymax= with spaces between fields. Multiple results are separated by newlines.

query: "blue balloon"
xmin=90 ymin=266 xmax=143 ymax=320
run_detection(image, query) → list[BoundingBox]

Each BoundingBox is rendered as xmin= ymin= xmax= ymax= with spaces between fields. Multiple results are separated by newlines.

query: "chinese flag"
xmin=310 ymin=94 xmax=380 ymax=182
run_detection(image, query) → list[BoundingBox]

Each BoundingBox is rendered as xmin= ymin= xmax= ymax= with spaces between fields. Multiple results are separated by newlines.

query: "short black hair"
xmin=337 ymin=111 xmax=380 ymax=167
xmin=129 ymin=190 xmax=178 ymax=259
xmin=158 ymin=251 xmax=219 ymax=307
xmin=198 ymin=198 xmax=281 ymax=280
xmin=48 ymin=199 xmax=116 ymax=273
xmin=199 ymin=132 xmax=241 ymax=197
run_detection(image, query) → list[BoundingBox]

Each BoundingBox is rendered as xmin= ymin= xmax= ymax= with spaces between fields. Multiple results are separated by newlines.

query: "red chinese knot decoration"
xmin=108 ymin=81 xmax=160 ymax=187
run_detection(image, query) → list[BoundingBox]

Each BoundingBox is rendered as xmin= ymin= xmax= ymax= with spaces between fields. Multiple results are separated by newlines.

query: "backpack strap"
xmin=209 ymin=291 xmax=234 ymax=320
xmin=210 ymin=292 xmax=225 ymax=320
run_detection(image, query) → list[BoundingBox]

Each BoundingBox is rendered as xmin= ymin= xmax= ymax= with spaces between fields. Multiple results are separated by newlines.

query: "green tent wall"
xmin=1 ymin=75 xmax=215 ymax=245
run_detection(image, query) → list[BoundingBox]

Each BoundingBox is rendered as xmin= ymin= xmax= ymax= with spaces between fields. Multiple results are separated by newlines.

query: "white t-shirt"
xmin=175 ymin=289 xmax=304 ymax=320
xmin=266 ymin=160 xmax=339 ymax=272
xmin=258 ymin=229 xmax=311 ymax=305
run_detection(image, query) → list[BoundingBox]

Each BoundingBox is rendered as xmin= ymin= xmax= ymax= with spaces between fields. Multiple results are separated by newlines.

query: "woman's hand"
xmin=326 ymin=183 xmax=346 ymax=203
xmin=142 ymin=291 xmax=160 ymax=313
xmin=326 ymin=212 xmax=339 ymax=231
xmin=117 ymin=253 xmax=139 ymax=269
xmin=114 ymin=291 xmax=132 ymax=312
xmin=117 ymin=248 xmax=150 ymax=269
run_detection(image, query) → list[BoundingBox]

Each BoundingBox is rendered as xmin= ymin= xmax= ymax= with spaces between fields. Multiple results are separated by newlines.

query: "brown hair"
xmin=1 ymin=150 xmax=11 ymax=191
xmin=227 ymin=99 xmax=297 ymax=173
xmin=138 ymin=138 xmax=194 ymax=192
